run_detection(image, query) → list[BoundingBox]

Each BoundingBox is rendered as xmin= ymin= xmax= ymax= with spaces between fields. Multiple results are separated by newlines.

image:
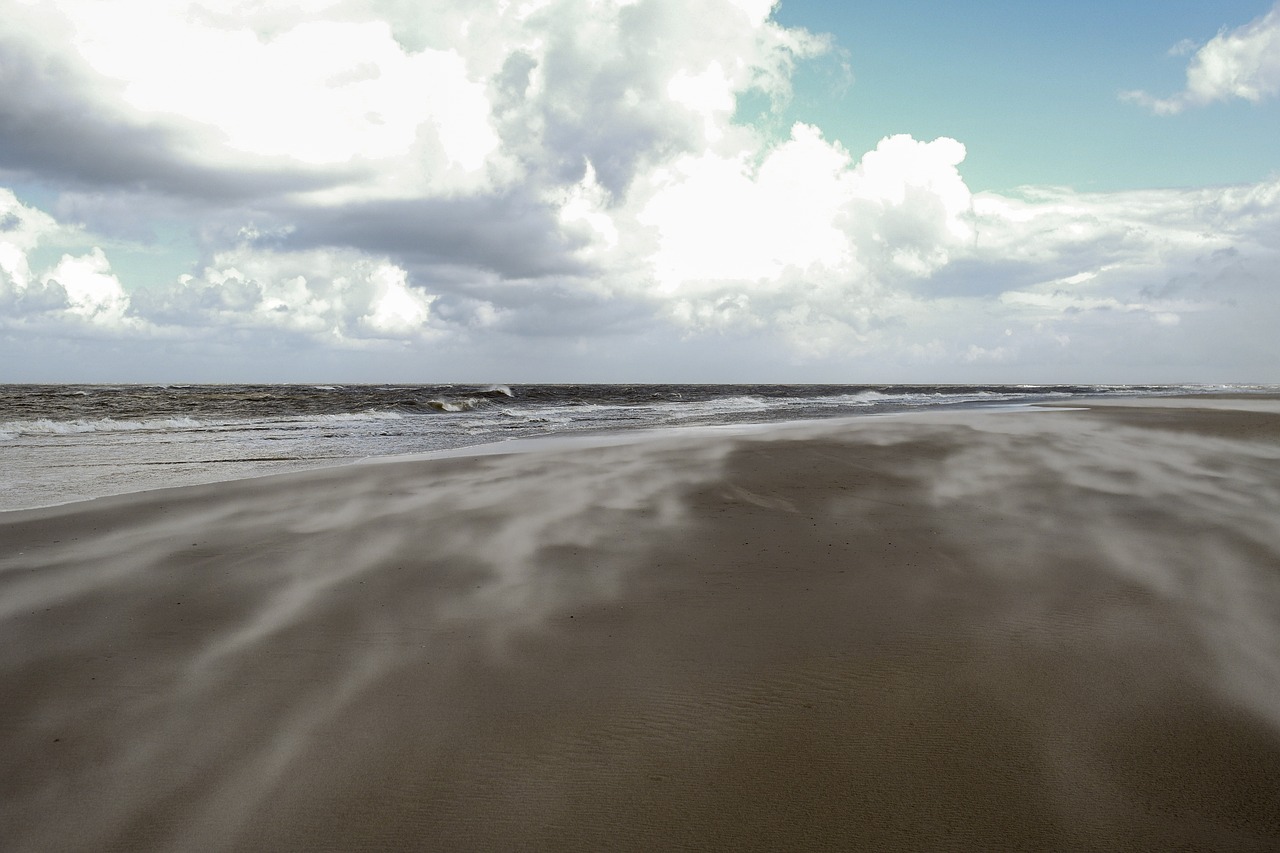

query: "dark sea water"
xmin=0 ymin=383 xmax=1259 ymax=511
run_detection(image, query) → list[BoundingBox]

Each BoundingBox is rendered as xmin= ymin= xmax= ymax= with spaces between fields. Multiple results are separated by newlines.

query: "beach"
xmin=2 ymin=397 xmax=1279 ymax=851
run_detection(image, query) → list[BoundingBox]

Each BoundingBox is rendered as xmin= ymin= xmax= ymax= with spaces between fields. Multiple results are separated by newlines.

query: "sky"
xmin=1 ymin=0 xmax=1278 ymax=383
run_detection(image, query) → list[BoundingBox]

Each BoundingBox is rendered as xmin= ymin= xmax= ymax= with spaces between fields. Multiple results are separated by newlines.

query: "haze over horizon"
xmin=2 ymin=0 xmax=1278 ymax=383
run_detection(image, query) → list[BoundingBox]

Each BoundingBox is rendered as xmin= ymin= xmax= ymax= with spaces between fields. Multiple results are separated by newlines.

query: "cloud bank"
xmin=1 ymin=0 xmax=1278 ymax=381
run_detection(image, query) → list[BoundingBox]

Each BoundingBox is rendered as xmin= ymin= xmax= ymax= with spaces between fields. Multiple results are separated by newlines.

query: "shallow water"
xmin=0 ymin=382 xmax=1246 ymax=511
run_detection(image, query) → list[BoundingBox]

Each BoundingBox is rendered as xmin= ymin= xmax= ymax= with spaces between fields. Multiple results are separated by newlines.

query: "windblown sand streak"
xmin=2 ymin=398 xmax=1279 ymax=850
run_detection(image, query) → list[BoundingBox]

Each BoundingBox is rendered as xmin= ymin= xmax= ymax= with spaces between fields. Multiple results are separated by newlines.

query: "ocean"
xmin=0 ymin=382 xmax=1257 ymax=512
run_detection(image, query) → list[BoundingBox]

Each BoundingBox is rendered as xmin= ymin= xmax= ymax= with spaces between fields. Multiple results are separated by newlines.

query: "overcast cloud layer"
xmin=2 ymin=0 xmax=1278 ymax=382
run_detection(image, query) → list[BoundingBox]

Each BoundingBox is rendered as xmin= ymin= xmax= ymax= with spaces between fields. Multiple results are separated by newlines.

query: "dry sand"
xmin=2 ymin=397 xmax=1279 ymax=851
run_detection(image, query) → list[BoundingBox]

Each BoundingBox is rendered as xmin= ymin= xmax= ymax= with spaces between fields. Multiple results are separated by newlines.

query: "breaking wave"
xmin=426 ymin=397 xmax=482 ymax=413
xmin=0 ymin=410 xmax=403 ymax=440
xmin=0 ymin=416 xmax=206 ymax=437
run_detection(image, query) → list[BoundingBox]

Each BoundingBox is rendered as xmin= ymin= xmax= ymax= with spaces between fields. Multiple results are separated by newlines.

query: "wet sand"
xmin=2 ymin=397 xmax=1279 ymax=851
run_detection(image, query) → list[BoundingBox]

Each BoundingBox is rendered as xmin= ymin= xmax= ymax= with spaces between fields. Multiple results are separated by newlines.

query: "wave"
xmin=422 ymin=385 xmax=517 ymax=412
xmin=426 ymin=397 xmax=482 ymax=413
xmin=309 ymin=411 xmax=402 ymax=423
xmin=819 ymin=389 xmax=1032 ymax=408
xmin=0 ymin=417 xmax=206 ymax=437
xmin=0 ymin=410 xmax=404 ymax=439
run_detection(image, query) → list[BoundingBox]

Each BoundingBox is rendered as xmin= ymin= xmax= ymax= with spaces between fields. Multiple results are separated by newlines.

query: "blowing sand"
xmin=2 ymin=398 xmax=1279 ymax=851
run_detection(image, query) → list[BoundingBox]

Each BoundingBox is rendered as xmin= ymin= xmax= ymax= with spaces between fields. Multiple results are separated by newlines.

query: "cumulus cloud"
xmin=42 ymin=248 xmax=132 ymax=324
xmin=133 ymin=245 xmax=443 ymax=345
xmin=601 ymin=128 xmax=975 ymax=349
xmin=69 ymin=13 xmax=496 ymax=168
xmin=1 ymin=0 xmax=830 ymax=319
xmin=1 ymin=187 xmax=452 ymax=345
xmin=0 ymin=188 xmax=136 ymax=330
xmin=637 ymin=123 xmax=857 ymax=288
xmin=1 ymin=0 xmax=1278 ymax=379
xmin=2 ymin=0 xmax=821 ymax=199
xmin=1123 ymin=2 xmax=1280 ymax=114
xmin=0 ymin=189 xmax=51 ymax=293
xmin=622 ymin=157 xmax=1280 ymax=368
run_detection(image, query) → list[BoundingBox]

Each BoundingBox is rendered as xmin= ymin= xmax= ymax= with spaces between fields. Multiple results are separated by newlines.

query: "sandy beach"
xmin=2 ymin=397 xmax=1279 ymax=851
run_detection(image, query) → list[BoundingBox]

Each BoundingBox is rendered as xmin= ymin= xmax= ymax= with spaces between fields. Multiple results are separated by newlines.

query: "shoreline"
xmin=3 ymin=397 xmax=1279 ymax=850
xmin=2 ymin=399 xmax=1026 ymax=516
xmin=4 ymin=390 xmax=1257 ymax=516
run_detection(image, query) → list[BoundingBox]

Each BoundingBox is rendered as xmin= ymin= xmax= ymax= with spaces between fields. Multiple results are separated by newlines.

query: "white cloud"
xmin=360 ymin=264 xmax=435 ymax=336
xmin=52 ymin=2 xmax=501 ymax=176
xmin=1123 ymin=2 xmax=1280 ymax=114
xmin=6 ymin=0 xmax=822 ymax=204
xmin=0 ymin=189 xmax=136 ymax=330
xmin=135 ymin=244 xmax=441 ymax=345
xmin=609 ymin=128 xmax=973 ymax=349
xmin=620 ymin=156 xmax=1279 ymax=368
xmin=844 ymin=133 xmax=973 ymax=277
xmin=1 ymin=1 xmax=1278 ymax=379
xmin=0 ymin=188 xmax=53 ymax=293
xmin=636 ymin=123 xmax=856 ymax=288
xmin=970 ymin=180 xmax=1277 ymax=274
xmin=557 ymin=161 xmax=619 ymax=255
xmin=43 ymin=248 xmax=132 ymax=324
